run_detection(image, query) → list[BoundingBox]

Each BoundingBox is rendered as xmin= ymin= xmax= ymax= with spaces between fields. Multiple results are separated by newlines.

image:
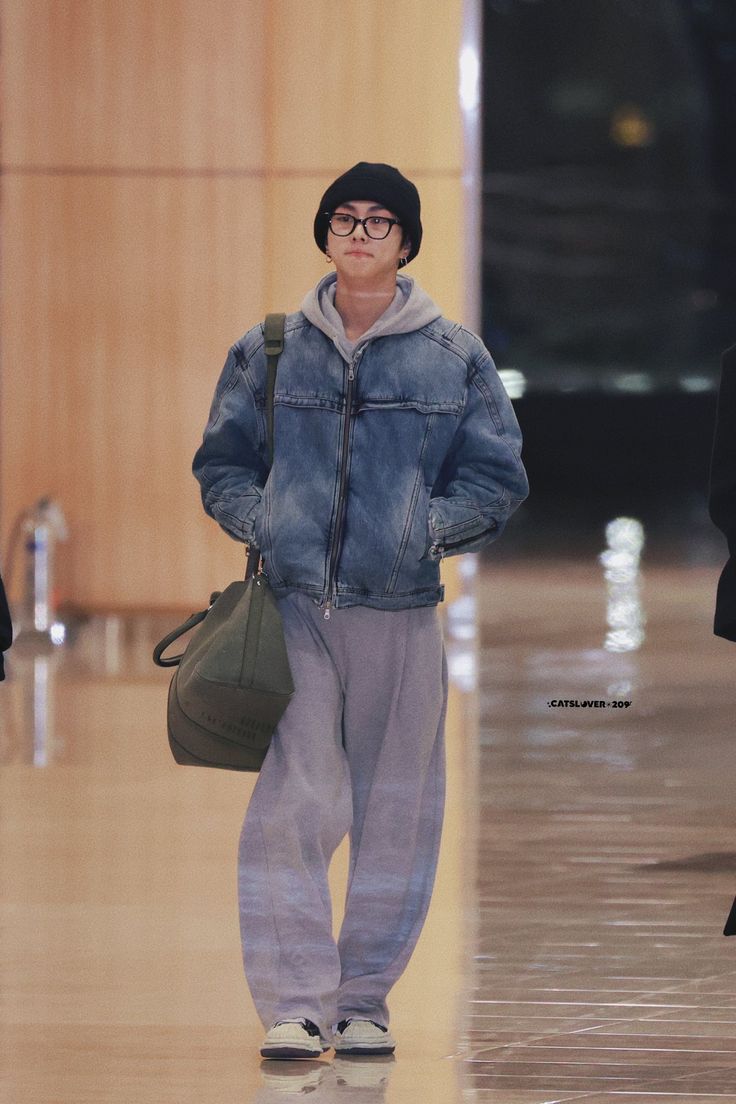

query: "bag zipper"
xmin=322 ymin=348 xmax=363 ymax=619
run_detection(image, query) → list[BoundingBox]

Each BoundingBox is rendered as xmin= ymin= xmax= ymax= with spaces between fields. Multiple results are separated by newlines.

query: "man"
xmin=193 ymin=162 xmax=529 ymax=1058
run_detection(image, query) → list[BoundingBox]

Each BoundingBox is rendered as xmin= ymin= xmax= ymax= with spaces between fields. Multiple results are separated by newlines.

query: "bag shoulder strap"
xmin=246 ymin=313 xmax=285 ymax=580
xmin=264 ymin=313 xmax=286 ymax=467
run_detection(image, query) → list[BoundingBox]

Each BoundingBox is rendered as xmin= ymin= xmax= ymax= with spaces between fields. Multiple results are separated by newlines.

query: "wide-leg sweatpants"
xmin=237 ymin=589 xmax=448 ymax=1042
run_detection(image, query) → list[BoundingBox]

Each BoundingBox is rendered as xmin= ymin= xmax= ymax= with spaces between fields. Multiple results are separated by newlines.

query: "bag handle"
xmin=246 ymin=312 xmax=286 ymax=581
xmin=153 ymin=591 xmax=222 ymax=667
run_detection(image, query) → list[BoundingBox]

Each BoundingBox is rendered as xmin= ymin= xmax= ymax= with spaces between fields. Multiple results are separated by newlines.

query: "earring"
xmin=325 ymin=253 xmax=332 ymax=262
xmin=399 ymin=256 xmax=408 ymax=267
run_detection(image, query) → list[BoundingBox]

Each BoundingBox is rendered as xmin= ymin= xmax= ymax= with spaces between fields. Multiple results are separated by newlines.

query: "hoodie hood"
xmin=300 ymin=272 xmax=442 ymax=363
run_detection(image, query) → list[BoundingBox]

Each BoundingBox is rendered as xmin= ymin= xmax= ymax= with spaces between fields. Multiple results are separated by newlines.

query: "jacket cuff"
xmin=208 ymin=492 xmax=263 ymax=544
xmin=428 ymin=496 xmax=503 ymax=557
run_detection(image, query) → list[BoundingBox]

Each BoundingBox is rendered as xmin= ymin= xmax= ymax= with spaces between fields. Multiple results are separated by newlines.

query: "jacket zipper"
xmin=323 ymin=348 xmax=362 ymax=619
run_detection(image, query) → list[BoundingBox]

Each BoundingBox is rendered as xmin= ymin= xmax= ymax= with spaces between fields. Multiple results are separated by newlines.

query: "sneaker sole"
xmin=260 ymin=1045 xmax=327 ymax=1059
xmin=334 ymin=1044 xmax=395 ymax=1055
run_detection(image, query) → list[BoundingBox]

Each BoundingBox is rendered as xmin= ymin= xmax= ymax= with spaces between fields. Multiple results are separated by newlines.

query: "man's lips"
xmin=346 ymin=249 xmax=372 ymax=256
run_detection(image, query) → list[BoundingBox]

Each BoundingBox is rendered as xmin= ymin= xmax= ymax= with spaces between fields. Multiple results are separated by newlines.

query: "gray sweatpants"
xmin=237 ymin=589 xmax=448 ymax=1041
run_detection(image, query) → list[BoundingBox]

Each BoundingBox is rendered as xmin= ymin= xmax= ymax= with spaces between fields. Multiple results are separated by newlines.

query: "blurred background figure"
xmin=0 ymin=567 xmax=11 ymax=679
xmin=709 ymin=344 xmax=736 ymax=642
xmin=708 ymin=344 xmax=736 ymax=938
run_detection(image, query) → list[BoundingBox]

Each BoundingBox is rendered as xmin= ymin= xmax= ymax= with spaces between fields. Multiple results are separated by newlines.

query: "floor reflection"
xmin=256 ymin=1055 xmax=393 ymax=1101
xmin=600 ymin=516 xmax=646 ymax=653
xmin=14 ymin=651 xmax=62 ymax=767
xmin=2 ymin=542 xmax=735 ymax=1101
xmin=0 ymin=611 xmax=185 ymax=765
xmin=463 ymin=550 xmax=736 ymax=1100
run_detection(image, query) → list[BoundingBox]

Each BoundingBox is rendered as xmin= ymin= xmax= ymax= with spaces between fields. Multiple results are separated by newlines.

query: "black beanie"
xmin=314 ymin=162 xmax=422 ymax=264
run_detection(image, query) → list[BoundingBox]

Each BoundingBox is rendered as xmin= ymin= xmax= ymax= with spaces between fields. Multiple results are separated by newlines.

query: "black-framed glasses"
xmin=326 ymin=211 xmax=402 ymax=240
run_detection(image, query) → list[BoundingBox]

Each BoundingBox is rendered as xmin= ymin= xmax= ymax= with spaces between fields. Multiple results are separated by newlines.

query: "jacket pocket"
xmin=386 ymin=480 xmax=433 ymax=593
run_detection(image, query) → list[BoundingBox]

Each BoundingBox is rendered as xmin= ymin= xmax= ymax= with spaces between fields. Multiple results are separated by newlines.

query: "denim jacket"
xmin=193 ymin=274 xmax=529 ymax=613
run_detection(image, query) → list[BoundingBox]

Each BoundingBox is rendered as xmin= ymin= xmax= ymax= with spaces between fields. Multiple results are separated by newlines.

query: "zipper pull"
xmin=348 ymin=347 xmax=363 ymax=381
xmin=323 ymin=599 xmax=332 ymax=621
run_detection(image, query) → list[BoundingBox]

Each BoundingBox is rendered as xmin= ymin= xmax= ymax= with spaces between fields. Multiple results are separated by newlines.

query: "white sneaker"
xmin=333 ymin=1017 xmax=396 ymax=1055
xmin=260 ymin=1018 xmax=327 ymax=1059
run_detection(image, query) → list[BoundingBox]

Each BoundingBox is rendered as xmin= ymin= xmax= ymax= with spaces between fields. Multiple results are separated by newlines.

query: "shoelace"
xmin=336 ymin=1018 xmax=387 ymax=1034
xmin=273 ymin=1018 xmax=321 ymax=1037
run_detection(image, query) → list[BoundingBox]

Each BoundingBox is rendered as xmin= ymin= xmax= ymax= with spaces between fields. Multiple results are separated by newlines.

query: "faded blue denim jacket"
xmin=193 ymin=273 xmax=529 ymax=613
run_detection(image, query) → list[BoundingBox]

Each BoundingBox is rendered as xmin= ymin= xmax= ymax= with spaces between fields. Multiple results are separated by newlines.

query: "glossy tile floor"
xmin=1 ymin=546 xmax=735 ymax=1103
xmin=465 ymin=555 xmax=736 ymax=1103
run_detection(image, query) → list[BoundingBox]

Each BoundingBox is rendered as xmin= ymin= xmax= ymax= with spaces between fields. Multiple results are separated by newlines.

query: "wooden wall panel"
xmin=2 ymin=0 xmax=267 ymax=169
xmin=266 ymin=0 xmax=463 ymax=173
xmin=399 ymin=175 xmax=464 ymax=323
xmin=1 ymin=173 xmax=267 ymax=608
xmin=262 ymin=176 xmax=329 ymax=314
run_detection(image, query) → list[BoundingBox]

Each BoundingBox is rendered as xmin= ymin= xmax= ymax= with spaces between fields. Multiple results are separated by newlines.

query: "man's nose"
xmin=351 ymin=219 xmax=368 ymax=239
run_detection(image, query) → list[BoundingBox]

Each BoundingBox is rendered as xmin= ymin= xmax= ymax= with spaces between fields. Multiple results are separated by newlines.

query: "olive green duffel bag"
xmin=152 ymin=313 xmax=294 ymax=771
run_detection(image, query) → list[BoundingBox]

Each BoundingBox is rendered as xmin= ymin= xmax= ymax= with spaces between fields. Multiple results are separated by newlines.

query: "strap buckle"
xmin=264 ymin=312 xmax=286 ymax=356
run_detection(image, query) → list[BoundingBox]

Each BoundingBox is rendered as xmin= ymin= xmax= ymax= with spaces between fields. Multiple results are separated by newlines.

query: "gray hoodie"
xmin=300 ymin=272 xmax=443 ymax=363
